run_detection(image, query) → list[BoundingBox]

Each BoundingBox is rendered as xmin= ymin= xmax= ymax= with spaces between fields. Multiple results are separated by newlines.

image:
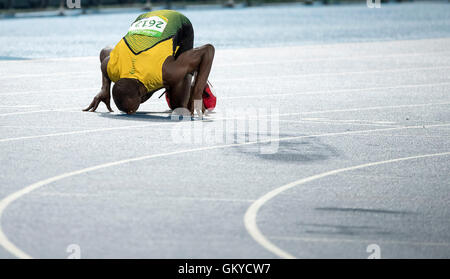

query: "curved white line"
xmin=1 ymin=123 xmax=450 ymax=258
xmin=244 ymin=152 xmax=450 ymax=259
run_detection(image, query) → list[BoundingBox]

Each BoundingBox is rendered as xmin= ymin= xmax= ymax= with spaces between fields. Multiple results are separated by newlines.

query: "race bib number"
xmin=128 ymin=16 xmax=168 ymax=37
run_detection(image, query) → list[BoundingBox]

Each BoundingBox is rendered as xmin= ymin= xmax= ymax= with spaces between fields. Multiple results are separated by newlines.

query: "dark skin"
xmin=83 ymin=44 xmax=215 ymax=117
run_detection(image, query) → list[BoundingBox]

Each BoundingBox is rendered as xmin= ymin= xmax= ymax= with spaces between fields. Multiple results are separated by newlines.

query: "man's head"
xmin=112 ymin=78 xmax=145 ymax=114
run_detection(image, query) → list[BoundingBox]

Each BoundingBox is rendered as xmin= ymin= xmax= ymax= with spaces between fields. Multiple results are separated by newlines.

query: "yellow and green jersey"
xmin=124 ymin=10 xmax=191 ymax=55
xmin=107 ymin=10 xmax=191 ymax=92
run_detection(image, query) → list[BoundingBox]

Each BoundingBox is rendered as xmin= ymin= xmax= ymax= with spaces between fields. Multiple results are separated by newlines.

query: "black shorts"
xmin=173 ymin=22 xmax=194 ymax=59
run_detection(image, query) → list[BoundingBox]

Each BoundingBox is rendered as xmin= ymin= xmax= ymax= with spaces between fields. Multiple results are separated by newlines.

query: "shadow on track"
xmin=97 ymin=110 xmax=216 ymax=122
xmin=97 ymin=111 xmax=175 ymax=122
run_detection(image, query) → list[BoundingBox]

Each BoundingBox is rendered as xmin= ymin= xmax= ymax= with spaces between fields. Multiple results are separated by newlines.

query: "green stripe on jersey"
xmin=124 ymin=10 xmax=191 ymax=54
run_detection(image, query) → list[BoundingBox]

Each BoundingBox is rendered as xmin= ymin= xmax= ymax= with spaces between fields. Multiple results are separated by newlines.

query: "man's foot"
xmin=165 ymin=91 xmax=172 ymax=110
xmin=202 ymin=81 xmax=216 ymax=111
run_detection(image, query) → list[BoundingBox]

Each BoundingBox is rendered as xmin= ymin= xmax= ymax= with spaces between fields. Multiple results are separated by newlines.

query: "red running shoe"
xmin=203 ymin=81 xmax=216 ymax=111
xmin=165 ymin=91 xmax=172 ymax=110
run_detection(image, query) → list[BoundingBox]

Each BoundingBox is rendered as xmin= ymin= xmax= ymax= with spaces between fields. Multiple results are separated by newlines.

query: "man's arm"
xmin=83 ymin=48 xmax=113 ymax=112
xmin=164 ymin=44 xmax=215 ymax=115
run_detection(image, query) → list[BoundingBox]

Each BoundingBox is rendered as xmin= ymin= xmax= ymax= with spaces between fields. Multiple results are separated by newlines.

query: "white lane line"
xmin=2 ymin=50 xmax=448 ymax=67
xmin=3 ymin=50 xmax=449 ymax=75
xmin=1 ymin=123 xmax=450 ymax=258
xmin=367 ymin=133 xmax=450 ymax=139
xmin=0 ymin=123 xmax=173 ymax=143
xmin=215 ymin=66 xmax=450 ymax=83
xmin=279 ymin=119 xmax=400 ymax=128
xmin=0 ymin=125 xmax=99 ymax=129
xmin=221 ymin=82 xmax=450 ymax=100
xmin=0 ymin=87 xmax=97 ymax=97
xmin=243 ymin=152 xmax=450 ymax=259
xmin=0 ymin=100 xmax=446 ymax=119
xmin=0 ymin=56 xmax=97 ymax=64
xmin=0 ymin=102 xmax=448 ymax=143
xmin=269 ymin=235 xmax=450 ymax=247
xmin=0 ymin=71 xmax=96 ymax=80
xmin=301 ymin=118 xmax=397 ymax=124
xmin=1 ymin=81 xmax=448 ymax=100
xmin=1 ymin=65 xmax=449 ymax=82
xmin=0 ymin=105 xmax=39 ymax=108
xmin=0 ymin=107 xmax=80 ymax=117
xmin=216 ymin=51 xmax=450 ymax=67
xmin=278 ymin=102 xmax=450 ymax=117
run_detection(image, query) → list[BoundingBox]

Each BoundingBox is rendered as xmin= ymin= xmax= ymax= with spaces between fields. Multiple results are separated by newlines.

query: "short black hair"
xmin=112 ymin=78 xmax=142 ymax=114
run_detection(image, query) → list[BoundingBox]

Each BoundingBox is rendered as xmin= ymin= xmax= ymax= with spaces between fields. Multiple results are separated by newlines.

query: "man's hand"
xmin=189 ymin=98 xmax=205 ymax=118
xmin=84 ymin=50 xmax=112 ymax=112
xmin=83 ymin=90 xmax=113 ymax=112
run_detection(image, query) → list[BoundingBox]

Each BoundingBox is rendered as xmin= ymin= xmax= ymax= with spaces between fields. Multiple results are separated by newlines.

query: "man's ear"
xmin=136 ymin=81 xmax=148 ymax=96
xmin=140 ymin=85 xmax=147 ymax=96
